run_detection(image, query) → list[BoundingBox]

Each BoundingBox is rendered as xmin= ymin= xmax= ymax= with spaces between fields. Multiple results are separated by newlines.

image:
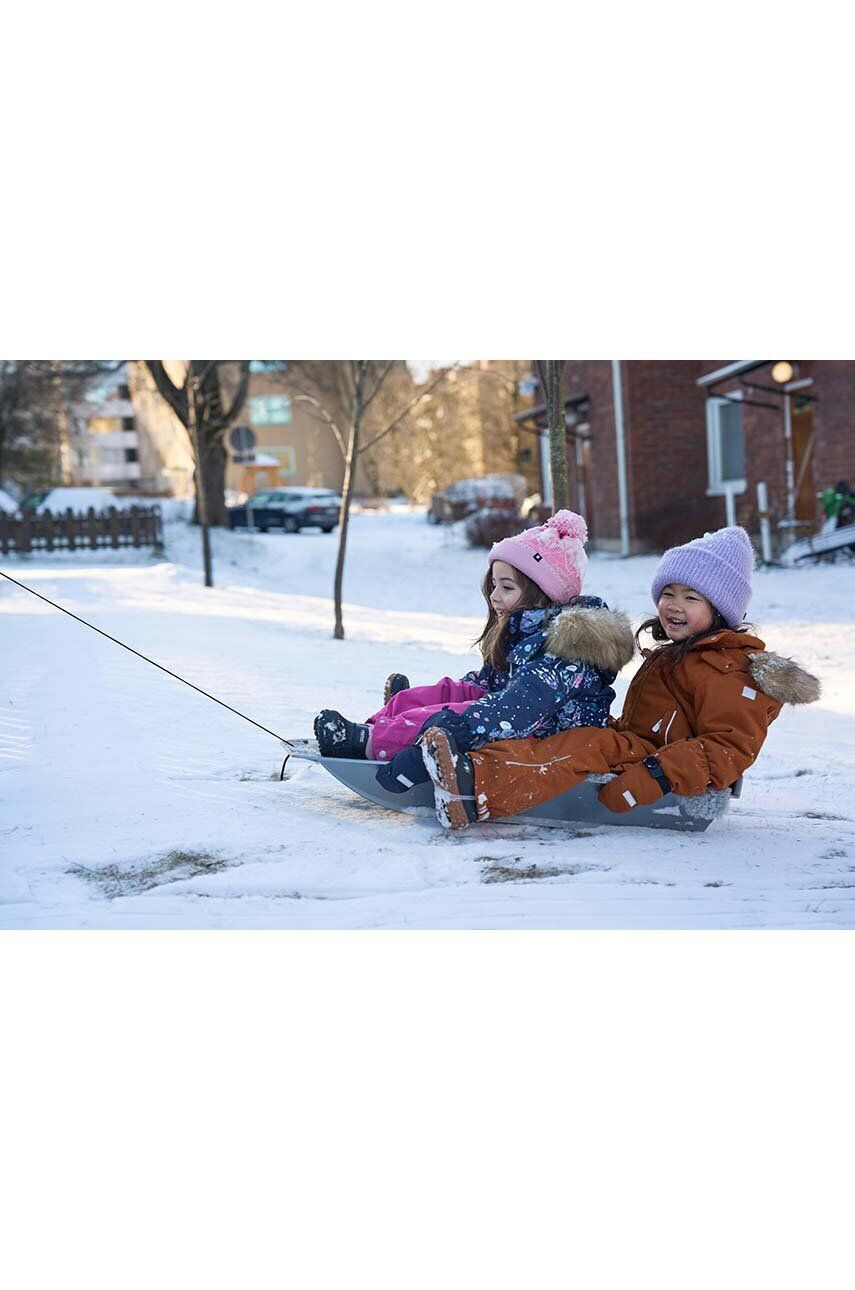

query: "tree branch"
xmin=221 ymin=360 xmax=251 ymax=425
xmin=290 ymin=393 xmax=347 ymax=457
xmin=358 ymin=363 xmax=459 ymax=457
xmin=145 ymin=361 xmax=188 ymax=425
xmin=361 ymin=360 xmax=396 ymax=412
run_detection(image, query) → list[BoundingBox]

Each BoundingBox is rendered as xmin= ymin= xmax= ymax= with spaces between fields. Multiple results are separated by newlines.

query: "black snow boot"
xmin=383 ymin=673 xmax=411 ymax=704
xmin=313 ymin=710 xmax=371 ymax=759
xmin=419 ymin=727 xmax=478 ymax=830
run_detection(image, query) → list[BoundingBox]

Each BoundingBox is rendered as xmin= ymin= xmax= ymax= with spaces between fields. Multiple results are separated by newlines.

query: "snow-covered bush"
xmin=464 ymin=506 xmax=526 ymax=549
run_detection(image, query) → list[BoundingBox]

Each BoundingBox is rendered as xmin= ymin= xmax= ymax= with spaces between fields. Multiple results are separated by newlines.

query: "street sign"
xmin=229 ymin=424 xmax=256 ymax=454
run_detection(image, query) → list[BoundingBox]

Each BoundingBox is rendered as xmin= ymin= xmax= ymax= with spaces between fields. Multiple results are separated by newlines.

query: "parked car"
xmin=228 ymin=487 xmax=341 ymax=533
xmin=20 ymin=487 xmax=138 ymax=514
xmin=428 ymin=473 xmax=528 ymax=524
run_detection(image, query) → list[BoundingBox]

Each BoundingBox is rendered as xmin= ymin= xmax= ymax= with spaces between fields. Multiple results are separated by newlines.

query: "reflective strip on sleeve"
xmin=741 ymin=686 xmax=756 ymax=700
xmin=623 ymin=790 xmax=637 ymax=807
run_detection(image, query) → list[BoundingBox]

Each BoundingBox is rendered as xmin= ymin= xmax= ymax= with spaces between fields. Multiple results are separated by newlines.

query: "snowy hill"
xmin=1 ymin=507 xmax=853 ymax=928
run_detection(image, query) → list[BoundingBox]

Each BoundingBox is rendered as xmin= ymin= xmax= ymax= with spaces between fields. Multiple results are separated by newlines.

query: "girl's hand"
xmin=598 ymin=763 xmax=665 ymax=813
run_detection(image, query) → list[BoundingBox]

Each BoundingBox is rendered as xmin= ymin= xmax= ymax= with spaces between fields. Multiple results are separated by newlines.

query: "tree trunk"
xmin=547 ymin=360 xmax=568 ymax=512
xmin=332 ymin=364 xmax=366 ymax=639
xmin=196 ymin=430 xmax=229 ymax=527
xmin=536 ymin=359 xmax=568 ymax=512
xmin=187 ymin=368 xmax=214 ymax=588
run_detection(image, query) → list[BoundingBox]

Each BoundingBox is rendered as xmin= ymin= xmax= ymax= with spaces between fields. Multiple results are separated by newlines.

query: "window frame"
xmin=705 ymin=390 xmax=747 ymax=496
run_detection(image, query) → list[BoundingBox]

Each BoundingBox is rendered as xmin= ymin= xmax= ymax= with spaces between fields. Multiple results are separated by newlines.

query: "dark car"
xmin=228 ymin=487 xmax=341 ymax=533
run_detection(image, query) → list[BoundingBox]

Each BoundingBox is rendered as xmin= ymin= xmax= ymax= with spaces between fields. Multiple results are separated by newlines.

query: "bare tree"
xmin=144 ymin=361 xmax=250 ymax=587
xmin=534 ymin=360 xmax=568 ymax=511
xmin=274 ymin=360 xmax=457 ymax=638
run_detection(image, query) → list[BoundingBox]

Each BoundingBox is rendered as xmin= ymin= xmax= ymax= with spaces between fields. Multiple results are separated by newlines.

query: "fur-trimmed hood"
xmin=545 ymin=603 xmax=636 ymax=675
xmin=748 ymin=651 xmax=821 ymax=705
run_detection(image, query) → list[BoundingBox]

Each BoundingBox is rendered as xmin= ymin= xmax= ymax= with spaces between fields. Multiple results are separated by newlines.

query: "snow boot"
xmin=313 ymin=710 xmax=370 ymax=759
xmin=375 ymin=743 xmax=432 ymax=794
xmin=419 ymin=727 xmax=477 ymax=830
xmin=383 ymin=672 xmax=411 ymax=704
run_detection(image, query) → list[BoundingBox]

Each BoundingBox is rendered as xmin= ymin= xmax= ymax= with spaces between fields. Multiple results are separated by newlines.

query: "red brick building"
xmin=520 ymin=360 xmax=855 ymax=556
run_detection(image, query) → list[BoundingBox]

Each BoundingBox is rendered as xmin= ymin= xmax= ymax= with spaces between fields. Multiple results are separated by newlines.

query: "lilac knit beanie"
xmin=651 ymin=526 xmax=754 ymax=627
xmin=489 ymin=509 xmax=588 ymax=603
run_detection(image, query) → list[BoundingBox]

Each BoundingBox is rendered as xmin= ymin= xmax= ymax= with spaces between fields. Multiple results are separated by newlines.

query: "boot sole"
xmin=420 ymin=729 xmax=471 ymax=830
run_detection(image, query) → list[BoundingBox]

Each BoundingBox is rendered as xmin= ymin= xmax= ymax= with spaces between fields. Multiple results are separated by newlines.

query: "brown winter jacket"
xmin=613 ymin=630 xmax=820 ymax=795
xmin=469 ymin=629 xmax=821 ymax=820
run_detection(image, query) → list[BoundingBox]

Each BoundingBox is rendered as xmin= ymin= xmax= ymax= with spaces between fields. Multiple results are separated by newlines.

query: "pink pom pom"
xmin=546 ymin=509 xmax=587 ymax=544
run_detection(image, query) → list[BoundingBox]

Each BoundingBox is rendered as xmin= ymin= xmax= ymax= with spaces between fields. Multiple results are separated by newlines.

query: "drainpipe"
xmin=539 ymin=427 xmax=553 ymax=507
xmin=611 ymin=359 xmax=631 ymax=555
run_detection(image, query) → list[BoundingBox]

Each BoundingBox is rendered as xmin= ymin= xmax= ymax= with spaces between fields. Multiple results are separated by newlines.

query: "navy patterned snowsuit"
xmin=375 ymin=596 xmax=617 ymax=793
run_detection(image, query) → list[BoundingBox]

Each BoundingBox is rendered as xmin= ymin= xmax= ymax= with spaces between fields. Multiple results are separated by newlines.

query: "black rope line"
xmin=0 ymin=569 xmax=289 ymax=744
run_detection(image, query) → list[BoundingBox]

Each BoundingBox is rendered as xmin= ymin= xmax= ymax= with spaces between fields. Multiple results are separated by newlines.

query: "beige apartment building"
xmin=224 ymin=363 xmax=347 ymax=496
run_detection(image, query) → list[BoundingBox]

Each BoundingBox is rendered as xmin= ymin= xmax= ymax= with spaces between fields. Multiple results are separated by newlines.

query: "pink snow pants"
xmin=365 ymin=677 xmax=487 ymax=762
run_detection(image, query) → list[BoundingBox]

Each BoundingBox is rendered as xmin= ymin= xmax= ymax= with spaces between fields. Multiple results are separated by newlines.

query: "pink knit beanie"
xmin=489 ymin=509 xmax=588 ymax=603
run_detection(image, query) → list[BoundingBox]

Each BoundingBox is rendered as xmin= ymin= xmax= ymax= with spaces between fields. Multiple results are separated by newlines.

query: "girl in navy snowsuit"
xmin=313 ymin=511 xmax=635 ymax=790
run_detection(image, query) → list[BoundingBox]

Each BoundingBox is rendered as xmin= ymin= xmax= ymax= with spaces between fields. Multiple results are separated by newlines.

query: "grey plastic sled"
xmin=780 ymin=520 xmax=855 ymax=565
xmin=281 ymin=740 xmax=741 ymax=832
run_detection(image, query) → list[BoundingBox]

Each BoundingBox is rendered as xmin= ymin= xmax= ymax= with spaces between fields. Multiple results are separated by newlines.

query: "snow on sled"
xmin=281 ymin=740 xmax=742 ymax=833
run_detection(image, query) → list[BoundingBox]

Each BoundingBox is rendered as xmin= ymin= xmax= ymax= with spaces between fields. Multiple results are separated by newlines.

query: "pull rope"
xmin=0 ymin=569 xmax=289 ymax=744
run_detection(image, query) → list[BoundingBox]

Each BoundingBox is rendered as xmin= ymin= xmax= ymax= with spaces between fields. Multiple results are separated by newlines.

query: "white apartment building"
xmin=68 ymin=362 xmax=194 ymax=496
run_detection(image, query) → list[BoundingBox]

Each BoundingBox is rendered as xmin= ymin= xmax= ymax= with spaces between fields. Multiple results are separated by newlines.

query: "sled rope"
xmin=0 ymin=570 xmax=288 ymax=744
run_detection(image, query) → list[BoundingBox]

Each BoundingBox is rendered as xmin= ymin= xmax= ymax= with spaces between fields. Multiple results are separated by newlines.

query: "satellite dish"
xmin=229 ymin=424 xmax=256 ymax=454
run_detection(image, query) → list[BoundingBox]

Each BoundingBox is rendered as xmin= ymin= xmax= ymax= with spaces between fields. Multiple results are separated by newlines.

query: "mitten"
xmin=417 ymin=706 xmax=474 ymax=751
xmin=598 ymin=762 xmax=665 ymax=814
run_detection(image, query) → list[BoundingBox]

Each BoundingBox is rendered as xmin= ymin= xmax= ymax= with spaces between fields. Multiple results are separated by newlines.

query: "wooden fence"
xmin=0 ymin=507 xmax=164 ymax=555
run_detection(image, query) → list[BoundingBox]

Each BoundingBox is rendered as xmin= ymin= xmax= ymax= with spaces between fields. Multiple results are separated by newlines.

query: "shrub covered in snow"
xmin=464 ymin=507 xmax=527 ymax=549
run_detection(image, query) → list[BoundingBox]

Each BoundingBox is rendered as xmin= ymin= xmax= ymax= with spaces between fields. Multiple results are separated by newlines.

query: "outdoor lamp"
xmin=771 ymin=361 xmax=795 ymax=383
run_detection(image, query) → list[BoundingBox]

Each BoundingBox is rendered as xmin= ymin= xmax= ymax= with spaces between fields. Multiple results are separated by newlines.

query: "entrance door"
xmin=790 ymin=395 xmax=816 ymax=523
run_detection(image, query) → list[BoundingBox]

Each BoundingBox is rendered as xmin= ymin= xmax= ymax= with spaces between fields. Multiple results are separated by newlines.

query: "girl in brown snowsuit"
xmin=419 ymin=526 xmax=820 ymax=829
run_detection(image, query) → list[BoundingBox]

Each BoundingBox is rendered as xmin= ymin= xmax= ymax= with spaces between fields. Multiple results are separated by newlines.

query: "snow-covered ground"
xmin=2 ymin=507 xmax=854 ymax=928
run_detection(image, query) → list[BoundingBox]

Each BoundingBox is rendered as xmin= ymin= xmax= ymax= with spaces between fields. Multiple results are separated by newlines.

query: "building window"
xmin=706 ymin=393 xmax=745 ymax=492
xmin=249 ymin=360 xmax=287 ymax=373
xmin=249 ymin=395 xmax=292 ymax=425
xmin=125 ymin=448 xmax=139 ymax=463
xmin=119 ymin=384 xmax=131 ymax=400
xmin=122 ymin=417 xmax=135 ymax=432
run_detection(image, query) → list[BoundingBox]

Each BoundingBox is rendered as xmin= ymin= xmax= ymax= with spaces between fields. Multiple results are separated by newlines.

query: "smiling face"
xmin=489 ymin=560 xmax=524 ymax=617
xmin=657 ymin=582 xmax=715 ymax=641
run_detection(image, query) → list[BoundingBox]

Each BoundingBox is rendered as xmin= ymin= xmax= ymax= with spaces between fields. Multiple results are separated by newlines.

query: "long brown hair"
xmin=474 ymin=565 xmax=553 ymax=672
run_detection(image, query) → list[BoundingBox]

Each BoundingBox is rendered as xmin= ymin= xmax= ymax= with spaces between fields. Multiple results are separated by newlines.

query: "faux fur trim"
xmin=748 ymin=651 xmax=821 ymax=705
xmin=545 ymin=605 xmax=636 ymax=674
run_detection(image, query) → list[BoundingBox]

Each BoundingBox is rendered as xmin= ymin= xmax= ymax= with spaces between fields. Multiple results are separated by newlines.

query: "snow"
xmin=2 ymin=507 xmax=854 ymax=928
xmin=437 ymin=472 xmax=527 ymax=502
xmin=0 ymin=487 xmax=19 ymax=513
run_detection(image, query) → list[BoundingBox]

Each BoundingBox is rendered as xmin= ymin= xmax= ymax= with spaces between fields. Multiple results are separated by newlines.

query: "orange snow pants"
xmin=469 ymin=726 xmax=657 ymax=821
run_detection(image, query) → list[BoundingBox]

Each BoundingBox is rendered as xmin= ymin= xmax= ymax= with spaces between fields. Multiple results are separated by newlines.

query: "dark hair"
xmin=635 ymin=609 xmax=753 ymax=670
xmin=474 ymin=564 xmax=552 ymax=672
